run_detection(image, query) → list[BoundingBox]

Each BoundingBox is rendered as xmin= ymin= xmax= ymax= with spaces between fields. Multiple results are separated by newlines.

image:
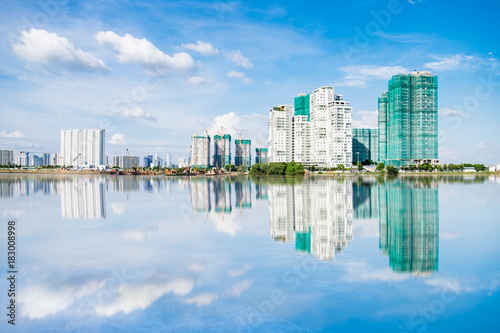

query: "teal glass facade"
xmin=379 ymin=72 xmax=438 ymax=167
xmin=294 ymin=93 xmax=310 ymax=120
xmin=352 ymin=128 xmax=379 ymax=163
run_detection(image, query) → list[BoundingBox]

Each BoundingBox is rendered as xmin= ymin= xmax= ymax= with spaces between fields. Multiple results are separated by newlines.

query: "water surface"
xmin=0 ymin=174 xmax=499 ymax=332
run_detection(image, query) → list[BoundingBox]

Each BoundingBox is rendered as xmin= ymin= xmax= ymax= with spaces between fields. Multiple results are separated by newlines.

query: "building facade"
xmin=0 ymin=150 xmax=13 ymax=166
xmin=255 ymin=148 xmax=269 ymax=164
xmin=268 ymin=105 xmax=293 ymax=163
xmin=113 ymin=155 xmax=140 ymax=169
xmin=268 ymin=87 xmax=353 ymax=169
xmin=352 ymin=128 xmax=379 ymax=164
xmin=379 ymin=71 xmax=438 ymax=167
xmin=61 ymin=129 xmax=105 ymax=167
xmin=213 ymin=134 xmax=231 ymax=168
xmin=235 ymin=140 xmax=251 ymax=167
xmin=191 ymin=135 xmax=211 ymax=168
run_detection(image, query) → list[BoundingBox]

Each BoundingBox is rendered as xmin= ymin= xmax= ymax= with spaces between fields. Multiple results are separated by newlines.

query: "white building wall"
xmin=61 ymin=129 xmax=105 ymax=167
xmin=268 ymin=105 xmax=293 ymax=163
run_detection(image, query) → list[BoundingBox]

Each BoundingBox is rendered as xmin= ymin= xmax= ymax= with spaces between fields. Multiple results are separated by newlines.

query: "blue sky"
xmin=1 ymin=0 xmax=499 ymax=165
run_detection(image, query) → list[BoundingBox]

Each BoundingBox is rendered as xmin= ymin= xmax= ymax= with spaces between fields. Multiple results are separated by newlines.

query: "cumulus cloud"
xmin=342 ymin=262 xmax=410 ymax=283
xmin=227 ymin=70 xmax=253 ymax=84
xmin=108 ymin=133 xmax=126 ymax=145
xmin=187 ymin=76 xmax=212 ymax=85
xmin=0 ymin=130 xmax=25 ymax=138
xmin=110 ymin=203 xmax=126 ymax=215
xmin=225 ymin=279 xmax=253 ymax=297
xmin=12 ymin=29 xmax=108 ymax=72
xmin=183 ymin=292 xmax=218 ymax=307
xmin=337 ymin=65 xmax=409 ymax=87
xmin=96 ymin=278 xmax=194 ymax=316
xmin=208 ymin=112 xmax=242 ymax=138
xmin=225 ymin=50 xmax=253 ymax=68
xmin=352 ymin=110 xmax=378 ymax=128
xmin=20 ymin=280 xmax=106 ymax=319
xmin=95 ymin=31 xmax=194 ymax=74
xmin=182 ymin=41 xmax=218 ymax=55
xmin=116 ymin=107 xmax=157 ymax=121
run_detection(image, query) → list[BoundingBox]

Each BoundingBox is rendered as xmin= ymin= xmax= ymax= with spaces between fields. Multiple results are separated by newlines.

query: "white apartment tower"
xmin=61 ymin=129 xmax=105 ymax=167
xmin=309 ymin=87 xmax=352 ymax=168
xmin=268 ymin=105 xmax=293 ymax=163
xmin=268 ymin=87 xmax=352 ymax=168
xmin=191 ymin=135 xmax=211 ymax=168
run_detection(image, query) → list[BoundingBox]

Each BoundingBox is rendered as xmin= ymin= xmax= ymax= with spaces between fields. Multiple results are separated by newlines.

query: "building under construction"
xmin=213 ymin=134 xmax=231 ymax=168
xmin=113 ymin=155 xmax=140 ymax=169
xmin=191 ymin=135 xmax=211 ymax=168
xmin=235 ymin=139 xmax=251 ymax=167
xmin=255 ymin=148 xmax=268 ymax=164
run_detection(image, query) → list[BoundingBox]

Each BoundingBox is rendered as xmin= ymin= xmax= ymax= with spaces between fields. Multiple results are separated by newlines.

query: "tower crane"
xmin=126 ymin=149 xmax=138 ymax=172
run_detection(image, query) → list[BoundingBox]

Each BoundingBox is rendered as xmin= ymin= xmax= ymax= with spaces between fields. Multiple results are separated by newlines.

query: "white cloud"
xmin=338 ymin=65 xmax=409 ymax=87
xmin=439 ymin=108 xmax=462 ymax=117
xmin=20 ymin=280 xmax=106 ymax=319
xmin=0 ymin=130 xmax=25 ymax=138
xmin=12 ymin=29 xmax=108 ymax=72
xmin=120 ymin=226 xmax=158 ymax=241
xmin=187 ymin=76 xmax=212 ymax=85
xmin=225 ymin=50 xmax=253 ymax=68
xmin=95 ymin=31 xmax=194 ymax=73
xmin=424 ymin=55 xmax=478 ymax=71
xmin=352 ymin=110 xmax=378 ymax=128
xmin=225 ymin=279 xmax=253 ymax=297
xmin=476 ymin=142 xmax=486 ymax=149
xmin=108 ymin=133 xmax=126 ymax=145
xmin=424 ymin=277 xmax=474 ymax=294
xmin=182 ymin=41 xmax=218 ymax=55
xmin=183 ymin=292 xmax=218 ymax=307
xmin=408 ymin=0 xmax=423 ymax=4
xmin=1 ymin=209 xmax=25 ymax=218
xmin=227 ymin=70 xmax=253 ymax=84
xmin=117 ymin=107 xmax=157 ymax=121
xmin=110 ymin=202 xmax=126 ymax=215
xmin=96 ymin=278 xmax=194 ymax=317
xmin=228 ymin=264 xmax=253 ymax=278
xmin=208 ymin=112 xmax=242 ymax=139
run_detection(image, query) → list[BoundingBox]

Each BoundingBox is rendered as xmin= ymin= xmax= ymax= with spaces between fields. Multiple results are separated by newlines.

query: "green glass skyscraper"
xmin=378 ymin=71 xmax=438 ymax=167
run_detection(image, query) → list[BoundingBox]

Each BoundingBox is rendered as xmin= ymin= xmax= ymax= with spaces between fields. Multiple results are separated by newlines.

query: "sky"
xmin=0 ymin=0 xmax=499 ymax=165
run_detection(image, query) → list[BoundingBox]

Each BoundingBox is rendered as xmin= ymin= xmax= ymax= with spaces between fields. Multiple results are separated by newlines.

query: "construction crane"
xmin=125 ymin=149 xmax=138 ymax=172
xmin=73 ymin=153 xmax=82 ymax=162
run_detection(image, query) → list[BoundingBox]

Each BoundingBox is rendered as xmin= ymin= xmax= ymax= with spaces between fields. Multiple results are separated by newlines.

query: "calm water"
xmin=0 ymin=174 xmax=499 ymax=333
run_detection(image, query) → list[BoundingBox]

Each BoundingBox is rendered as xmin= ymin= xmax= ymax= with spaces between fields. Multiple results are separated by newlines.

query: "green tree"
xmin=386 ymin=165 xmax=399 ymax=176
xmin=357 ymin=162 xmax=363 ymax=171
xmin=337 ymin=164 xmax=345 ymax=171
xmin=237 ymin=165 xmax=247 ymax=173
xmin=376 ymin=162 xmax=385 ymax=171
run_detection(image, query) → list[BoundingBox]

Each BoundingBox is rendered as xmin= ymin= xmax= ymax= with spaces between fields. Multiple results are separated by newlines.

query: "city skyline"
xmin=1 ymin=1 xmax=499 ymax=165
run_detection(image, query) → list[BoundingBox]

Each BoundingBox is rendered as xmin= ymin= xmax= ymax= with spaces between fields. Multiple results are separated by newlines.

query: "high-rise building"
xmin=113 ymin=155 xmax=139 ymax=169
xmin=255 ymin=148 xmax=268 ymax=164
xmin=191 ymin=135 xmax=211 ymax=168
xmin=235 ymin=140 xmax=251 ymax=167
xmin=379 ymin=71 xmax=438 ymax=167
xmin=213 ymin=134 xmax=231 ymax=168
xmin=61 ymin=129 xmax=105 ymax=167
xmin=0 ymin=150 xmax=13 ymax=166
xmin=165 ymin=153 xmax=171 ymax=168
xmin=268 ymin=105 xmax=293 ymax=163
xmin=143 ymin=154 xmax=153 ymax=168
xmin=269 ymin=87 xmax=353 ymax=168
xmin=352 ymin=128 xmax=379 ymax=164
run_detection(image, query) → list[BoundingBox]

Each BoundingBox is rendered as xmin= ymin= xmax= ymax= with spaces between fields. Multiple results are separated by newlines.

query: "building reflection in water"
xmin=269 ymin=179 xmax=354 ymax=262
xmin=61 ymin=177 xmax=106 ymax=219
xmin=378 ymin=179 xmax=439 ymax=275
